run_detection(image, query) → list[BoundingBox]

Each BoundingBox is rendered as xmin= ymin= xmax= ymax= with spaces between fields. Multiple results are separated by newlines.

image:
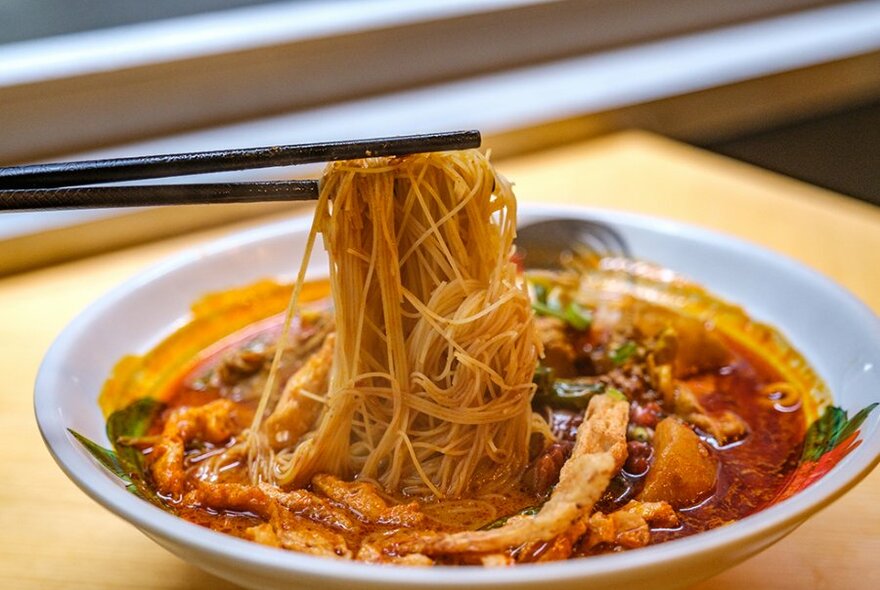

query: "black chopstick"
xmin=0 ymin=130 xmax=481 ymax=190
xmin=0 ymin=181 xmax=318 ymax=211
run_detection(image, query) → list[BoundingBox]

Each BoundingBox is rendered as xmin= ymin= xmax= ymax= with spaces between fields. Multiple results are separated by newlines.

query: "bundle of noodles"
xmin=250 ymin=150 xmax=544 ymax=498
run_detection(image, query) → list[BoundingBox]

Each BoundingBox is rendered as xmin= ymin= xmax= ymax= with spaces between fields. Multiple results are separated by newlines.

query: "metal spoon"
xmin=516 ymin=218 xmax=630 ymax=270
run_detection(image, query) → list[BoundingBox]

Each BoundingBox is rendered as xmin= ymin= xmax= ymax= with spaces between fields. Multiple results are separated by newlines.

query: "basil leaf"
xmin=71 ymin=398 xmax=170 ymax=510
xmin=68 ymin=429 xmax=129 ymax=482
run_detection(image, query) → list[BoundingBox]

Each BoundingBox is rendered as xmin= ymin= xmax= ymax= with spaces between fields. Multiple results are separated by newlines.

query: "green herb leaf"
xmin=611 ymin=341 xmax=638 ymax=365
xmin=69 ymin=428 xmax=155 ymax=502
xmin=481 ymin=505 xmax=541 ymax=530
xmin=563 ymin=302 xmax=592 ymax=331
xmin=68 ymin=429 xmax=130 ymax=482
xmin=532 ymin=300 xmax=592 ymax=331
xmin=71 ymin=398 xmax=170 ymax=510
xmin=107 ymin=398 xmax=164 ymax=476
xmin=106 ymin=397 xmax=163 ymax=441
xmin=532 ymin=300 xmax=563 ymax=319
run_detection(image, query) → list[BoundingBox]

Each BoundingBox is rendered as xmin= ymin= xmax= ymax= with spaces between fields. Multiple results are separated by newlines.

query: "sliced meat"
xmin=185 ymin=481 xmax=270 ymax=517
xmin=586 ymin=509 xmax=649 ymax=550
xmin=267 ymin=508 xmax=352 ymax=558
xmin=571 ymin=394 xmax=628 ymax=467
xmin=685 ymin=410 xmax=748 ymax=446
xmin=245 ymin=523 xmax=282 ymax=548
xmin=521 ymin=500 xmax=677 ymax=562
xmin=633 ymin=305 xmax=731 ymax=378
xmin=674 ymin=381 xmax=748 ymax=445
xmin=260 ymin=484 xmax=359 ymax=532
xmin=149 ymin=399 xmax=244 ymax=497
xmin=584 ymin=500 xmax=677 ymax=552
xmin=213 ymin=311 xmax=333 ymax=401
xmin=216 ymin=346 xmax=268 ymax=386
xmin=618 ymin=500 xmax=679 ymax=528
xmin=522 ymin=442 xmax=572 ymax=495
xmin=312 ymin=474 xmax=425 ymax=527
xmin=357 ymin=532 xmax=435 ymax=565
xmin=190 ymin=481 xmax=353 ymax=558
xmin=518 ymin=513 xmax=590 ymax=563
xmin=263 ymin=334 xmax=335 ymax=450
xmin=398 ymin=394 xmax=628 ymax=556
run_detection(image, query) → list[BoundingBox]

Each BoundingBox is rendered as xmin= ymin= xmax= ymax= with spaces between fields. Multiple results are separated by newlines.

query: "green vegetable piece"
xmin=563 ymin=302 xmax=592 ymax=331
xmin=532 ymin=366 xmax=606 ymax=411
xmin=629 ymin=425 xmax=652 ymax=442
xmin=68 ymin=429 xmax=129 ymax=482
xmin=532 ymin=300 xmax=562 ymax=319
xmin=107 ymin=398 xmax=163 ymax=466
xmin=553 ymin=380 xmax=607 ymax=410
xmin=533 ymin=283 xmax=548 ymax=305
xmin=611 ymin=341 xmax=638 ymax=365
xmin=70 ymin=398 xmax=170 ymax=510
xmin=532 ymin=300 xmax=592 ymax=331
xmin=606 ymin=387 xmax=627 ymax=402
xmin=481 ymin=505 xmax=541 ymax=530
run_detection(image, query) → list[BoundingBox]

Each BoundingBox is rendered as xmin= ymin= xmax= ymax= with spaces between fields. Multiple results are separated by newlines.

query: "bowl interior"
xmin=35 ymin=205 xmax=880 ymax=588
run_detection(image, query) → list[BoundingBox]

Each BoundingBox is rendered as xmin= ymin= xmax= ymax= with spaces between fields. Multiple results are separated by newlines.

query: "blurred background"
xmin=1 ymin=0 xmax=878 ymax=274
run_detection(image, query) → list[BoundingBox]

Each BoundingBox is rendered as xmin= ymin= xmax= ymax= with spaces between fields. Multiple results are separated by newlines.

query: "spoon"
xmin=516 ymin=218 xmax=630 ymax=270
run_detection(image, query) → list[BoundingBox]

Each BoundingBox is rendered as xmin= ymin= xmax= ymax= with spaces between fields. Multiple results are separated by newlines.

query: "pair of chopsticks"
xmin=0 ymin=130 xmax=481 ymax=211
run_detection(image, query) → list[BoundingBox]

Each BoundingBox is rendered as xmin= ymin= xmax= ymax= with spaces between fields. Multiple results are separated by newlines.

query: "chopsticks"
xmin=0 ymin=130 xmax=480 ymax=211
xmin=0 ymin=182 xmax=320 ymax=211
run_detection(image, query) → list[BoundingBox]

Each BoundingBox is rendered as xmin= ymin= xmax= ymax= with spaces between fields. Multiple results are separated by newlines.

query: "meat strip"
xmin=398 ymin=394 xmax=628 ymax=556
xmin=263 ymin=334 xmax=335 ymax=450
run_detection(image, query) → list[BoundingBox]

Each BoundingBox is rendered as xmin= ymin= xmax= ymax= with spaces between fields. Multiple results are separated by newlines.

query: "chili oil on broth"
xmin=100 ymin=274 xmax=813 ymax=561
xmin=528 ymin=322 xmax=807 ymax=555
xmin=525 ymin=257 xmax=816 ymax=556
xmin=94 ymin=145 xmax=820 ymax=565
xmin=88 ymin=150 xmax=827 ymax=565
xmin=650 ymin=337 xmax=807 ymax=544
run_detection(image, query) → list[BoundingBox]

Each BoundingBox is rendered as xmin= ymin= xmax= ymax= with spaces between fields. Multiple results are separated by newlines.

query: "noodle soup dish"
xmin=36 ymin=154 xmax=880 ymax=589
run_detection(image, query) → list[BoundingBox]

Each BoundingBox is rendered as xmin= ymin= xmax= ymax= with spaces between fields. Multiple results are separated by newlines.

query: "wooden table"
xmin=1 ymin=131 xmax=878 ymax=589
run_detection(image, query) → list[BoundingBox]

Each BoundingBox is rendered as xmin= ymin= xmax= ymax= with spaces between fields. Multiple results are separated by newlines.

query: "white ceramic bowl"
xmin=36 ymin=205 xmax=880 ymax=590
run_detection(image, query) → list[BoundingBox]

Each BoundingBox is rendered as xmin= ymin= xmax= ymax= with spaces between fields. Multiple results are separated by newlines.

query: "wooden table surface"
xmin=1 ymin=130 xmax=878 ymax=589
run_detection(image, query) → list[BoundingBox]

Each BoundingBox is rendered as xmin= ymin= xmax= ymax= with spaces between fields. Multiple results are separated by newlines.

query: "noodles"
xmin=251 ymin=150 xmax=543 ymax=498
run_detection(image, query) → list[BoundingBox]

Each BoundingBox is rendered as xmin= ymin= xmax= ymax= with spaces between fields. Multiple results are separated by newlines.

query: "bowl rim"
xmin=34 ymin=204 xmax=880 ymax=586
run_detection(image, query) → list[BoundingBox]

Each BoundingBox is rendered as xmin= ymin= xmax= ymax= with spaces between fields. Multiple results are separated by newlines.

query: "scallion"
xmin=611 ymin=341 xmax=637 ymax=365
